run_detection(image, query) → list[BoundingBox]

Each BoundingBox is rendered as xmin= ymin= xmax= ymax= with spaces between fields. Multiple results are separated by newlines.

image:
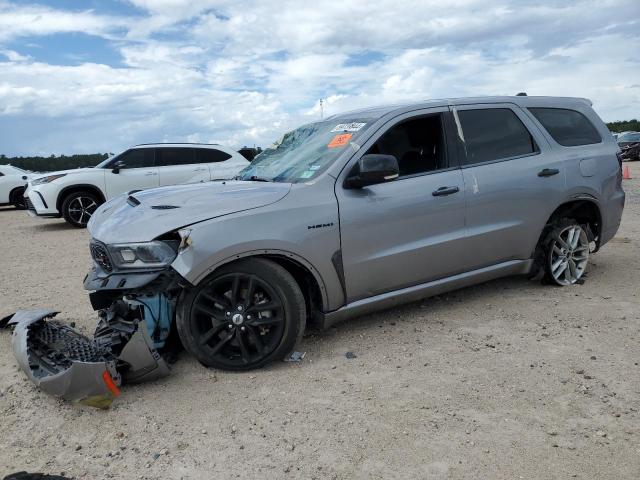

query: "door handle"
xmin=538 ymin=168 xmax=560 ymax=177
xmin=193 ymin=168 xmax=207 ymax=172
xmin=432 ymin=186 xmax=460 ymax=197
xmin=145 ymin=172 xmax=157 ymax=176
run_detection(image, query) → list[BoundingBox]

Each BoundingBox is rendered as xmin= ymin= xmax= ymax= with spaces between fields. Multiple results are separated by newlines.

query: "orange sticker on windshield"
xmin=327 ymin=133 xmax=352 ymax=148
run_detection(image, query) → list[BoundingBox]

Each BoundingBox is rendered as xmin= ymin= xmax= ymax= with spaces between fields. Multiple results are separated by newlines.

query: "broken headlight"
xmin=106 ymin=241 xmax=177 ymax=270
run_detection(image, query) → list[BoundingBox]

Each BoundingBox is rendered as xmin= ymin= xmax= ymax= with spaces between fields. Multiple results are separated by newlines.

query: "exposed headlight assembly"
xmin=32 ymin=173 xmax=67 ymax=185
xmin=107 ymin=241 xmax=177 ymax=270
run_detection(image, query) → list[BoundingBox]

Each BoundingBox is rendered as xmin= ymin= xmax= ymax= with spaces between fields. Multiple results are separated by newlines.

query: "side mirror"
xmin=344 ymin=154 xmax=399 ymax=189
xmin=112 ymin=160 xmax=125 ymax=174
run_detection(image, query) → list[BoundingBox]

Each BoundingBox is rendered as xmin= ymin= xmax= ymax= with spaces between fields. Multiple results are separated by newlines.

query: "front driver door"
xmin=105 ymin=148 xmax=159 ymax=198
xmin=336 ymin=108 xmax=467 ymax=303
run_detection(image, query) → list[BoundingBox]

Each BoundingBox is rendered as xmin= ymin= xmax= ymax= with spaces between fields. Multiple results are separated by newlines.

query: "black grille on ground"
xmin=90 ymin=242 xmax=113 ymax=272
xmin=27 ymin=320 xmax=114 ymax=377
xmin=25 ymin=196 xmax=36 ymax=213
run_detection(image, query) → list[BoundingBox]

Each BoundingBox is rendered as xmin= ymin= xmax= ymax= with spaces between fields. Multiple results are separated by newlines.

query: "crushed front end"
xmin=1 ymin=234 xmax=189 ymax=408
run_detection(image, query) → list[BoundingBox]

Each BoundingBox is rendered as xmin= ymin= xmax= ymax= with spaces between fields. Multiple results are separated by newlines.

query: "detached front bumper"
xmin=1 ymin=310 xmax=121 ymax=408
xmin=1 ymin=291 xmax=174 ymax=409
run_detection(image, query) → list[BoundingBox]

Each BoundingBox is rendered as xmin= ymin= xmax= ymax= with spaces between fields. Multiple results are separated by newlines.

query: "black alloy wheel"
xmin=61 ymin=191 xmax=101 ymax=228
xmin=177 ymin=258 xmax=306 ymax=371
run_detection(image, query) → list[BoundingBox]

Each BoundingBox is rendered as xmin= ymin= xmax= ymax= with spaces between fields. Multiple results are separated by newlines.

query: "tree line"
xmin=0 ymin=153 xmax=111 ymax=172
xmin=607 ymin=119 xmax=639 ymax=133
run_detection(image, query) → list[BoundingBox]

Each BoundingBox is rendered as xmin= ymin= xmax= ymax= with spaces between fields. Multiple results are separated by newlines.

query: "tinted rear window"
xmin=528 ymin=108 xmax=601 ymax=146
xmin=457 ymin=108 xmax=538 ymax=165
xmin=156 ymin=148 xmax=196 ymax=166
xmin=196 ymin=148 xmax=232 ymax=163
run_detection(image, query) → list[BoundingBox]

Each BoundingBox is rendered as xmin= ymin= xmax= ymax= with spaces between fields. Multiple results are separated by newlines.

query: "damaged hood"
xmin=89 ymin=180 xmax=292 ymax=243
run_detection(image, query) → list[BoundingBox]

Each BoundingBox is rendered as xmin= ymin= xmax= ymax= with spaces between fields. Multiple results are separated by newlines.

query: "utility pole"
xmin=319 ymin=98 xmax=324 ymax=119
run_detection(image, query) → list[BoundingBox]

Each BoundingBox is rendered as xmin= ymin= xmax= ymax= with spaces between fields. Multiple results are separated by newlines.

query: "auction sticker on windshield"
xmin=328 ymin=133 xmax=353 ymax=148
xmin=331 ymin=123 xmax=366 ymax=132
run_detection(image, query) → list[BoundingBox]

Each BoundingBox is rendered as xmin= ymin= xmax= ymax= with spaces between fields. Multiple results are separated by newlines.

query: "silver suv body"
xmin=83 ymin=96 xmax=624 ymax=371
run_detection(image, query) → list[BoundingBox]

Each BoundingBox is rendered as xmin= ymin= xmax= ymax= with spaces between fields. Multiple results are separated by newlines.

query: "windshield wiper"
xmin=237 ymin=175 xmax=271 ymax=182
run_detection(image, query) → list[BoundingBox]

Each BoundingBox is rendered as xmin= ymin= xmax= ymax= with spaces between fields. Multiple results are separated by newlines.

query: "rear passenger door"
xmin=157 ymin=147 xmax=210 ymax=186
xmin=452 ymin=104 xmax=566 ymax=269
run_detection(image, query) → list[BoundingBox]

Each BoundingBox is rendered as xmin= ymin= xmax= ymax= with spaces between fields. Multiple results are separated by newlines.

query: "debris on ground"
xmin=284 ymin=351 xmax=306 ymax=362
xmin=0 ymin=307 xmax=170 ymax=409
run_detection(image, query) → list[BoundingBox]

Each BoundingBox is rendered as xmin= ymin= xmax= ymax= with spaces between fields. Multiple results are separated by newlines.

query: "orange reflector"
xmin=102 ymin=370 xmax=121 ymax=397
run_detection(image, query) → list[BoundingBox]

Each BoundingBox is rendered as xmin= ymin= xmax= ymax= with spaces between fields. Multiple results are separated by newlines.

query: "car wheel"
xmin=61 ymin=191 xmax=101 ymax=228
xmin=177 ymin=258 xmax=306 ymax=371
xmin=9 ymin=188 xmax=26 ymax=209
xmin=542 ymin=218 xmax=590 ymax=286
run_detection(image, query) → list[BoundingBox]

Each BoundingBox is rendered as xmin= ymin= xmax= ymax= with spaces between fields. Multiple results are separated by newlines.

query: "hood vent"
xmin=127 ymin=195 xmax=141 ymax=207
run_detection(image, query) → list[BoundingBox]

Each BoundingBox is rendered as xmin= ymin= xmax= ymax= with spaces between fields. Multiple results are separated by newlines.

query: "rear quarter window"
xmin=528 ymin=108 xmax=602 ymax=147
xmin=196 ymin=148 xmax=232 ymax=163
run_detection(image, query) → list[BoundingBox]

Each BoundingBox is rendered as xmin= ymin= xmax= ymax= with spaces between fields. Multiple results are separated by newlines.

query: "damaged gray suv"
xmin=87 ymin=95 xmax=624 ymax=368
xmin=3 ymin=96 xmax=625 ymax=405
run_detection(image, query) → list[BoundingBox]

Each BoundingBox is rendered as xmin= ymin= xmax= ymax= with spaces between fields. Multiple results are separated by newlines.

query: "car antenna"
xmin=516 ymin=92 xmax=527 ymax=96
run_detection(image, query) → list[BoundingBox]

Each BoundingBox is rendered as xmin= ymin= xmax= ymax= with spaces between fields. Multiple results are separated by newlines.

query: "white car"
xmin=0 ymin=164 xmax=34 ymax=209
xmin=25 ymin=143 xmax=249 ymax=227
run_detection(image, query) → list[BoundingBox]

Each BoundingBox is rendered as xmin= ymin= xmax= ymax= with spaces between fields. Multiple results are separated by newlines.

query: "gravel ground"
xmin=1 ymin=164 xmax=639 ymax=480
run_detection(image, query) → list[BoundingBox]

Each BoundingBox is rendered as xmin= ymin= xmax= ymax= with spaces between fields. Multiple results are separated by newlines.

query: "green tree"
xmin=607 ymin=119 xmax=640 ymax=133
xmin=0 ymin=153 xmax=111 ymax=172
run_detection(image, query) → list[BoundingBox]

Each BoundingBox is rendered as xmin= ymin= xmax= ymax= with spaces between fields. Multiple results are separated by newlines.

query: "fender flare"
xmin=192 ymin=248 xmax=330 ymax=311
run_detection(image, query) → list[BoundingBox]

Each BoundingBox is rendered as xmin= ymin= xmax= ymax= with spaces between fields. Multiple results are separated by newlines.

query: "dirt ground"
xmin=0 ymin=164 xmax=639 ymax=480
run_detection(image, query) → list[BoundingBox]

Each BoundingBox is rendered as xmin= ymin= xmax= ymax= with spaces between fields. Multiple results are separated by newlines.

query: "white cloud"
xmin=0 ymin=2 xmax=130 ymax=41
xmin=0 ymin=0 xmax=638 ymax=155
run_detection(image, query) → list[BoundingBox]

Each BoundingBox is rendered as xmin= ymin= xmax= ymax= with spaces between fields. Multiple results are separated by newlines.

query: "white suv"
xmin=24 ymin=143 xmax=249 ymax=227
xmin=0 ymin=164 xmax=35 ymax=209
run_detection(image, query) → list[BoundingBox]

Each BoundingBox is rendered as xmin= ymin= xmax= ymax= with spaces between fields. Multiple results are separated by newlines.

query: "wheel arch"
xmin=549 ymin=197 xmax=602 ymax=241
xmin=536 ymin=196 xmax=603 ymax=254
xmin=193 ymin=250 xmax=328 ymax=327
xmin=9 ymin=185 xmax=26 ymax=202
xmin=56 ymin=184 xmax=106 ymax=212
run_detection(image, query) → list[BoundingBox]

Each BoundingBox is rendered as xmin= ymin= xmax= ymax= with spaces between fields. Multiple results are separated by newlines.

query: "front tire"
xmin=61 ymin=191 xmax=101 ymax=228
xmin=177 ymin=258 xmax=306 ymax=371
xmin=542 ymin=218 xmax=590 ymax=286
xmin=9 ymin=188 xmax=26 ymax=209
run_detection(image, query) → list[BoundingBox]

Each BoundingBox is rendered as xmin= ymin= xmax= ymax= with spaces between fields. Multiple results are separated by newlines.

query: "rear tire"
xmin=177 ymin=258 xmax=306 ymax=371
xmin=61 ymin=191 xmax=101 ymax=228
xmin=541 ymin=218 xmax=590 ymax=286
xmin=9 ymin=188 xmax=26 ymax=209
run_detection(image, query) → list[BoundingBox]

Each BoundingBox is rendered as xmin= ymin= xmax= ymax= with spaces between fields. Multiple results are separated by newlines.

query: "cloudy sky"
xmin=0 ymin=0 xmax=638 ymax=156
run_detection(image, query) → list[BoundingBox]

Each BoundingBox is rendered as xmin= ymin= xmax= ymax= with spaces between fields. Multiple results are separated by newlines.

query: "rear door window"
xmin=156 ymin=148 xmax=196 ymax=166
xmin=457 ymin=108 xmax=538 ymax=165
xmin=528 ymin=108 xmax=601 ymax=146
xmin=196 ymin=148 xmax=232 ymax=163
